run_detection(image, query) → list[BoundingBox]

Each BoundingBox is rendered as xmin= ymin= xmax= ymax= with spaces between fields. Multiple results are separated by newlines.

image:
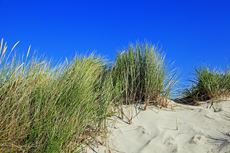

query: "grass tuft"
xmin=182 ymin=64 xmax=230 ymax=102
xmin=110 ymin=41 xmax=179 ymax=122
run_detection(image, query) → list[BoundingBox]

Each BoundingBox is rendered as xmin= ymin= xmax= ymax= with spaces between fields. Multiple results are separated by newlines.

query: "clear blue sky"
xmin=0 ymin=0 xmax=230 ymax=85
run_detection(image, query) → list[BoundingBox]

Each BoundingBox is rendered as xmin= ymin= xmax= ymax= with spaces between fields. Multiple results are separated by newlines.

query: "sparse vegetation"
xmin=3 ymin=38 xmax=230 ymax=152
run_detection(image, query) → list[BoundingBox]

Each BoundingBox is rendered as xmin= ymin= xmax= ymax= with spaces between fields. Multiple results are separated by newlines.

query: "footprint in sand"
xmin=139 ymin=126 xmax=149 ymax=134
xmin=162 ymin=136 xmax=178 ymax=153
xmin=164 ymin=137 xmax=176 ymax=146
xmin=189 ymin=134 xmax=206 ymax=145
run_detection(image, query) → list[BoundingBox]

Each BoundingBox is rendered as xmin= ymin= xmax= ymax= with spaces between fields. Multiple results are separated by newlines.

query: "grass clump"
xmin=183 ymin=65 xmax=230 ymax=102
xmin=0 ymin=39 xmax=114 ymax=152
xmin=110 ymin=41 xmax=179 ymax=116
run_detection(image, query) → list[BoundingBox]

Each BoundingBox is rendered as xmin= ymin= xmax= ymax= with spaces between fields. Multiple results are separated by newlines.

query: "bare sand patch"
xmin=85 ymin=100 xmax=230 ymax=153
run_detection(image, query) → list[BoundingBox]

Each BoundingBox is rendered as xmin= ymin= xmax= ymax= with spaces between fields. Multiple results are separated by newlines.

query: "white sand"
xmin=85 ymin=99 xmax=230 ymax=153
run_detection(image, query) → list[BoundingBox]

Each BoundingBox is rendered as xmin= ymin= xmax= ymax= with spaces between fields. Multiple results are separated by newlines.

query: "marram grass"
xmin=0 ymin=39 xmax=180 ymax=152
xmin=182 ymin=65 xmax=230 ymax=102
xmin=0 ymin=39 xmax=114 ymax=152
xmin=110 ymin=42 xmax=179 ymax=123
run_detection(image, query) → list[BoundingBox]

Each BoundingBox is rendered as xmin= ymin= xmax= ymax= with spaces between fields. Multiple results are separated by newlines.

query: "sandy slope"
xmin=85 ymin=100 xmax=230 ymax=153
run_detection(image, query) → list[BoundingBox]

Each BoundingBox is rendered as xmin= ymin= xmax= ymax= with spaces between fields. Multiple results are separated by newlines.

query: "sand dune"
xmin=85 ymin=99 xmax=230 ymax=153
